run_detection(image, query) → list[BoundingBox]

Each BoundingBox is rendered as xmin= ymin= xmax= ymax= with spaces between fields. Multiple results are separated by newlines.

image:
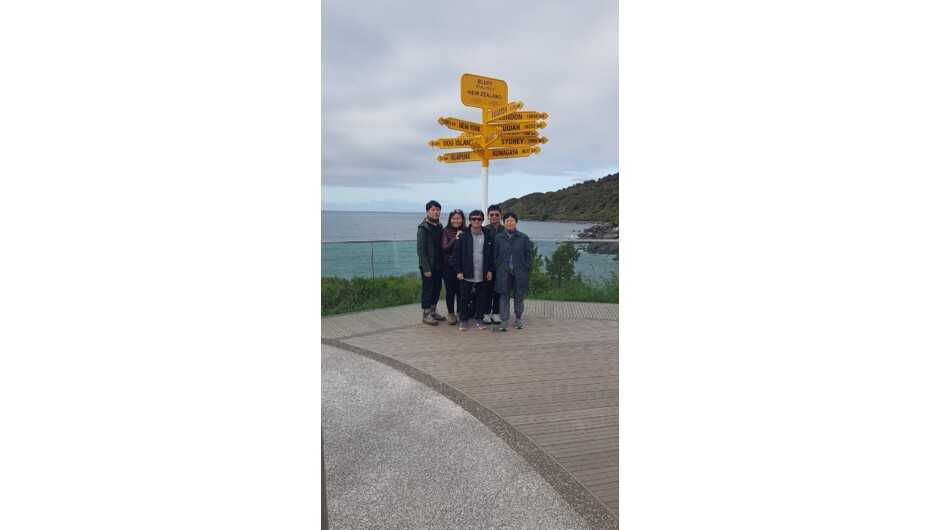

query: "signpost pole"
xmin=481 ymin=161 xmax=489 ymax=213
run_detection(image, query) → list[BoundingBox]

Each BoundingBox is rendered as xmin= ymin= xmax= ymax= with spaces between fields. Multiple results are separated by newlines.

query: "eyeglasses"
xmin=470 ymin=217 xmax=483 ymax=221
xmin=488 ymin=213 xmax=500 ymax=217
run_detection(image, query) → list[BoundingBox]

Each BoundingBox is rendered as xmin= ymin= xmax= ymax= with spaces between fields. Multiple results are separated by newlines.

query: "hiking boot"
xmin=475 ymin=321 xmax=487 ymax=331
xmin=483 ymin=314 xmax=493 ymax=324
xmin=515 ymin=317 xmax=523 ymax=329
xmin=446 ymin=313 xmax=457 ymax=325
xmin=430 ymin=311 xmax=446 ymax=321
xmin=459 ymin=321 xmax=468 ymax=331
xmin=422 ymin=313 xmax=438 ymax=326
xmin=491 ymin=314 xmax=502 ymax=324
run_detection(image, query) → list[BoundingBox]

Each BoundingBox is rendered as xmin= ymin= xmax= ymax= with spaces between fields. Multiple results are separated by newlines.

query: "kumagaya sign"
xmin=429 ymin=74 xmax=551 ymax=210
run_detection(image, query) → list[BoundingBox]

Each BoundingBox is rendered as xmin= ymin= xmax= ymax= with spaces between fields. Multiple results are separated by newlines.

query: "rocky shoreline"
xmin=577 ymin=222 xmax=618 ymax=240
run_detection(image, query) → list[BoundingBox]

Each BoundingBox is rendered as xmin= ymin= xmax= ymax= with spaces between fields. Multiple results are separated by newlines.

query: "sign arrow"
xmin=486 ymin=101 xmax=524 ymax=122
xmin=490 ymin=111 xmax=549 ymax=122
xmin=490 ymin=136 xmax=548 ymax=147
xmin=429 ymin=137 xmax=477 ymax=149
xmin=494 ymin=120 xmax=547 ymax=133
xmin=439 ymin=117 xmax=483 ymax=134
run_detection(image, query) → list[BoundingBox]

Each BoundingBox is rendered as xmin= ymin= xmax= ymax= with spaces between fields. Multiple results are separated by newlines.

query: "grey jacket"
xmin=492 ymin=229 xmax=532 ymax=294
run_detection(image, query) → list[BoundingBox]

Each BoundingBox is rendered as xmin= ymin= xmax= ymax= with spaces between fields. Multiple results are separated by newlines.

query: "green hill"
xmin=498 ymin=173 xmax=618 ymax=226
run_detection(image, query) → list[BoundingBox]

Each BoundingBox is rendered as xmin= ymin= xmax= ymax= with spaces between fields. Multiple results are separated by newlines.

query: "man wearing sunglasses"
xmin=481 ymin=204 xmax=505 ymax=325
xmin=452 ymin=210 xmax=494 ymax=331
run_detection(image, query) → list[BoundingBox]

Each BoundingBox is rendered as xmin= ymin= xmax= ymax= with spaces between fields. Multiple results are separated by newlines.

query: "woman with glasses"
xmin=453 ymin=210 xmax=494 ymax=331
xmin=440 ymin=209 xmax=467 ymax=325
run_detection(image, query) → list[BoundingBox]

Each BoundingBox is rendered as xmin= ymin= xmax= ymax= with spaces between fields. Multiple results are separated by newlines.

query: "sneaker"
xmin=430 ymin=311 xmax=446 ymax=321
xmin=491 ymin=314 xmax=502 ymax=324
xmin=475 ymin=321 xmax=487 ymax=330
xmin=459 ymin=322 xmax=468 ymax=331
xmin=422 ymin=313 xmax=439 ymax=326
xmin=490 ymin=325 xmax=507 ymax=333
xmin=515 ymin=317 xmax=523 ymax=329
xmin=446 ymin=313 xmax=457 ymax=325
xmin=483 ymin=314 xmax=493 ymax=324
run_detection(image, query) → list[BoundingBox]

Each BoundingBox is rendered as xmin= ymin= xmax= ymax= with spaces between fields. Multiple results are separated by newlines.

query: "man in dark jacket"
xmin=481 ymin=204 xmax=505 ymax=325
xmin=416 ymin=200 xmax=446 ymax=325
xmin=452 ymin=210 xmax=494 ymax=331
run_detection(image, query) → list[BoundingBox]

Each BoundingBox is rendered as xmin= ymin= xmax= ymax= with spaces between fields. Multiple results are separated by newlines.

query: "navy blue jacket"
xmin=452 ymin=228 xmax=494 ymax=282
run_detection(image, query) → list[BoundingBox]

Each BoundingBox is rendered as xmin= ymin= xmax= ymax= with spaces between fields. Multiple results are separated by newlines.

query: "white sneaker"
xmin=491 ymin=314 xmax=502 ymax=324
xmin=483 ymin=314 xmax=493 ymax=324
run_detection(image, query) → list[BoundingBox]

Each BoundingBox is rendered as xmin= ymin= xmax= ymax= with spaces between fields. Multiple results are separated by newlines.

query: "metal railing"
xmin=321 ymin=239 xmax=619 ymax=283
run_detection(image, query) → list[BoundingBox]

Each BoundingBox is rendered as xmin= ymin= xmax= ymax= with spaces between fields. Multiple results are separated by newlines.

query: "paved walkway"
xmin=322 ymin=300 xmax=619 ymax=529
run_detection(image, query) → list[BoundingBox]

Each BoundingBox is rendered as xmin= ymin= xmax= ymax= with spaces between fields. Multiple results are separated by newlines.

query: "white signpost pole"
xmin=481 ymin=163 xmax=489 ymax=213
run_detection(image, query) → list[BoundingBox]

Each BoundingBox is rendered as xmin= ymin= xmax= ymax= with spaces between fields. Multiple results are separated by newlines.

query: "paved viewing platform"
xmin=322 ymin=300 xmax=619 ymax=529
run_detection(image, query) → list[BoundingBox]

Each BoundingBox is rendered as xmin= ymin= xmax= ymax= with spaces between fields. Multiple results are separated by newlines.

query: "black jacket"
xmin=452 ymin=228 xmax=494 ymax=282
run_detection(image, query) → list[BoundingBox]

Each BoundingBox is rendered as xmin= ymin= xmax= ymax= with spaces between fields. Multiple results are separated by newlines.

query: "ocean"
xmin=321 ymin=211 xmax=618 ymax=281
xmin=321 ymin=211 xmax=595 ymax=242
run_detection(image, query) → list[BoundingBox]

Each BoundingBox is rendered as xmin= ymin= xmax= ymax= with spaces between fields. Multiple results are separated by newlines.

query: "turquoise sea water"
xmin=321 ymin=211 xmax=618 ymax=281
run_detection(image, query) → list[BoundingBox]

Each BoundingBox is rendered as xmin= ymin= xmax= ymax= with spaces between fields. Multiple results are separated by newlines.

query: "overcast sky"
xmin=321 ymin=0 xmax=619 ymax=213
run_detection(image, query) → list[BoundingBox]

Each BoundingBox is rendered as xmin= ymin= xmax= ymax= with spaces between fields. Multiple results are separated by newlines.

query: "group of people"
xmin=417 ymin=200 xmax=532 ymax=332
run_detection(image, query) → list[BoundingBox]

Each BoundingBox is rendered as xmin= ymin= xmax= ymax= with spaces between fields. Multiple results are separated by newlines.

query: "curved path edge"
xmin=322 ymin=337 xmax=619 ymax=530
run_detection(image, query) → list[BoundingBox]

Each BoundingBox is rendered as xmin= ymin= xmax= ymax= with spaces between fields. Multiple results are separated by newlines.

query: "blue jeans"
xmin=421 ymin=269 xmax=443 ymax=312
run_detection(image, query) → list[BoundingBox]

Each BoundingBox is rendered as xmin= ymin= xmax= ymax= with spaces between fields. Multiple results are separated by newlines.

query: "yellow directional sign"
xmin=496 ymin=121 xmax=547 ymax=133
xmin=496 ymin=130 xmax=540 ymax=137
xmin=429 ymin=137 xmax=477 ymax=149
xmin=439 ymin=117 xmax=483 ymax=134
xmin=436 ymin=145 xmax=542 ymax=163
xmin=490 ymin=111 xmax=549 ymax=122
xmin=461 ymin=73 xmax=508 ymax=108
xmin=438 ymin=151 xmax=483 ymax=163
xmin=486 ymin=101 xmax=524 ymax=122
xmin=491 ymin=136 xmax=548 ymax=147
xmin=488 ymin=146 xmax=541 ymax=159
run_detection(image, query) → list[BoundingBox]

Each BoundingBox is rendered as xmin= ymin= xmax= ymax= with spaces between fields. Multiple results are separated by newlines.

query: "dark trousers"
xmin=442 ymin=264 xmax=460 ymax=314
xmin=421 ymin=269 xmax=443 ymax=312
xmin=458 ymin=280 xmax=487 ymax=322
xmin=483 ymin=277 xmax=500 ymax=315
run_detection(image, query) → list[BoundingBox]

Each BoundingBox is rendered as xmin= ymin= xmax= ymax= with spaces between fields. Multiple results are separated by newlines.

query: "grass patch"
xmin=321 ymin=274 xmax=425 ymax=316
xmin=529 ymin=273 xmax=618 ymax=303
xmin=321 ymin=271 xmax=618 ymax=315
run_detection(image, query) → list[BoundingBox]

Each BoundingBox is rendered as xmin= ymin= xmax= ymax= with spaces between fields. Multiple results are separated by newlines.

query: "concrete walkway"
xmin=322 ymin=301 xmax=619 ymax=529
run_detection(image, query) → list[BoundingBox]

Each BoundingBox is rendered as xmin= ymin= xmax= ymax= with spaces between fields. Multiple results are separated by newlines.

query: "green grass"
xmin=529 ymin=273 xmax=619 ymax=303
xmin=321 ymin=272 xmax=618 ymax=315
xmin=321 ymin=274 xmax=424 ymax=316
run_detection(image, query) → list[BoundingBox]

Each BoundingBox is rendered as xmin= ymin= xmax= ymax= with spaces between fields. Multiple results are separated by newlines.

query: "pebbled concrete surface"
xmin=322 ymin=344 xmax=592 ymax=530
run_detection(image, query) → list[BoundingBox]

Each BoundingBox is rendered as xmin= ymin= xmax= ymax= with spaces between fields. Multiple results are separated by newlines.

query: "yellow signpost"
xmin=431 ymin=74 xmax=550 ymax=210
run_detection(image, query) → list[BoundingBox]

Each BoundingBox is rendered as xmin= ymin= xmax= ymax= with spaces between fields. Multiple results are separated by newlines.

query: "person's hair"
xmin=487 ymin=204 xmax=502 ymax=214
xmin=468 ymin=209 xmax=484 ymax=221
xmin=426 ymin=200 xmax=442 ymax=211
xmin=446 ymin=210 xmax=467 ymax=231
xmin=503 ymin=212 xmax=518 ymax=222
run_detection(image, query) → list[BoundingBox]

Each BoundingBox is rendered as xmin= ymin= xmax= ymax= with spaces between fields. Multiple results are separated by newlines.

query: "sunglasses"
xmin=488 ymin=213 xmax=500 ymax=217
xmin=470 ymin=217 xmax=483 ymax=221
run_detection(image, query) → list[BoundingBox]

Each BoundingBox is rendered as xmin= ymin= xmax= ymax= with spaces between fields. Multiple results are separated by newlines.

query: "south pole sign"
xmin=430 ymin=73 xmax=550 ymax=211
